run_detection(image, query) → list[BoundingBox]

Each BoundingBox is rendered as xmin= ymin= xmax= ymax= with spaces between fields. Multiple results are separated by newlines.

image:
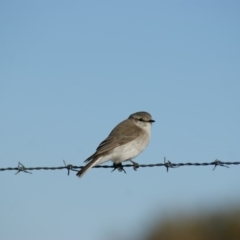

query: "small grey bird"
xmin=76 ymin=111 xmax=155 ymax=177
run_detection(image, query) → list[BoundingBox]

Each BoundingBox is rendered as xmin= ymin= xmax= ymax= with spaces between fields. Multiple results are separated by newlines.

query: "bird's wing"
xmin=84 ymin=119 xmax=142 ymax=163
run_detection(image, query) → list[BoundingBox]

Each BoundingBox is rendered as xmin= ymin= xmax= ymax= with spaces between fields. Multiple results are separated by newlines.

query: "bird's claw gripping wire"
xmin=129 ymin=160 xmax=139 ymax=171
xmin=112 ymin=163 xmax=126 ymax=174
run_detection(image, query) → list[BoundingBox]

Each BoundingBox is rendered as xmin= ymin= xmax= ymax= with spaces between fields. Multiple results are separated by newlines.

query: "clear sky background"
xmin=1 ymin=1 xmax=240 ymax=240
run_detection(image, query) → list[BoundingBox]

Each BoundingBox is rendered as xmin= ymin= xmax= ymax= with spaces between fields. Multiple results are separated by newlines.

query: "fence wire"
xmin=0 ymin=158 xmax=239 ymax=175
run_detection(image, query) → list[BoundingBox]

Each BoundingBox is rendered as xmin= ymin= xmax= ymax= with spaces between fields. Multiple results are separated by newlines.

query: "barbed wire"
xmin=0 ymin=158 xmax=239 ymax=175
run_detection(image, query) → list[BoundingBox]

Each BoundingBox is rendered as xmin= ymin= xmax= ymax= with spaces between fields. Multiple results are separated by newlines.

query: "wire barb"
xmin=63 ymin=160 xmax=76 ymax=175
xmin=212 ymin=159 xmax=229 ymax=171
xmin=15 ymin=162 xmax=32 ymax=175
xmin=164 ymin=157 xmax=180 ymax=172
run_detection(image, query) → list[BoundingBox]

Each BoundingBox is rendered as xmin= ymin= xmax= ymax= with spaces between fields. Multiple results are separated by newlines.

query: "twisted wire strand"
xmin=0 ymin=158 xmax=239 ymax=175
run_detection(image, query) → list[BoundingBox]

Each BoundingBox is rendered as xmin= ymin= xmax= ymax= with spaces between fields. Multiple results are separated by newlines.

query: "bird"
xmin=76 ymin=111 xmax=155 ymax=177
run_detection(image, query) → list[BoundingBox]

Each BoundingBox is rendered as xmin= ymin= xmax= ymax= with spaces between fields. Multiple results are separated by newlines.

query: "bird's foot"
xmin=112 ymin=163 xmax=126 ymax=174
xmin=129 ymin=160 xmax=139 ymax=171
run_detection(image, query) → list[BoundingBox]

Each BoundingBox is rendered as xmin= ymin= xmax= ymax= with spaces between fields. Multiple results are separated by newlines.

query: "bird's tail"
xmin=76 ymin=158 xmax=99 ymax=178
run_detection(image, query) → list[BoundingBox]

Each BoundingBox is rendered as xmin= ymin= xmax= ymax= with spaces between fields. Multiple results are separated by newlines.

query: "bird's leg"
xmin=112 ymin=163 xmax=126 ymax=174
xmin=129 ymin=160 xmax=139 ymax=171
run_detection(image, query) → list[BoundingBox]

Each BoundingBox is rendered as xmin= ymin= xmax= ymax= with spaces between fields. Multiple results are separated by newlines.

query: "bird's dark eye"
xmin=139 ymin=118 xmax=144 ymax=121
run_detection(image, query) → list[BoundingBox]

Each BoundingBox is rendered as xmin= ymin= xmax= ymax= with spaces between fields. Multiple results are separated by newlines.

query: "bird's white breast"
xmin=97 ymin=131 xmax=150 ymax=164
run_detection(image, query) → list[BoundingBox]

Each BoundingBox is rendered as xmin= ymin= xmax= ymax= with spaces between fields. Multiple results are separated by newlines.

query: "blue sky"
xmin=1 ymin=1 xmax=240 ymax=240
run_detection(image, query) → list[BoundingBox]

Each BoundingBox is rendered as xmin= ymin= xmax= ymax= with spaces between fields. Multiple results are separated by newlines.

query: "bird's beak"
xmin=149 ymin=119 xmax=155 ymax=123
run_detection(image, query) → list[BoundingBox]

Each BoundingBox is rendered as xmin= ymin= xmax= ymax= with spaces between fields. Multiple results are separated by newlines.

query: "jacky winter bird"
xmin=76 ymin=111 xmax=155 ymax=177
